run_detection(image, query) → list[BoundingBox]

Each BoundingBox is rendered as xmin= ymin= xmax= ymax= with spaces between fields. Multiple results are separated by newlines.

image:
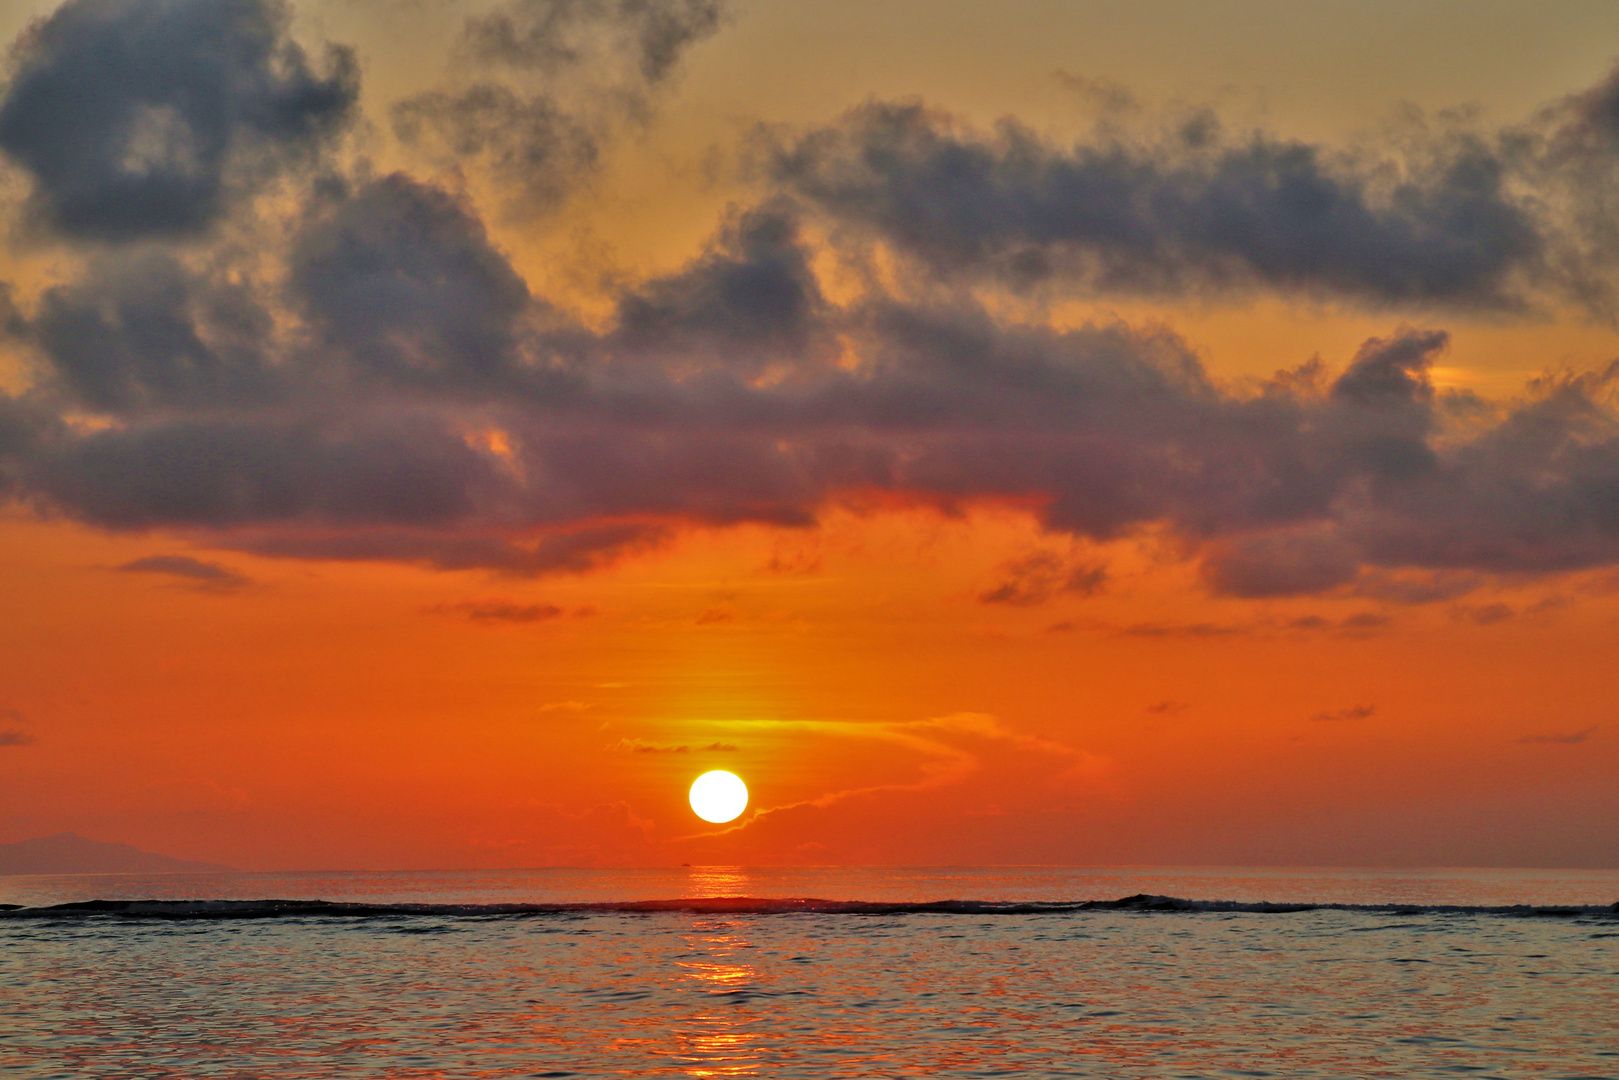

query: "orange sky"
xmin=1 ymin=0 xmax=1617 ymax=869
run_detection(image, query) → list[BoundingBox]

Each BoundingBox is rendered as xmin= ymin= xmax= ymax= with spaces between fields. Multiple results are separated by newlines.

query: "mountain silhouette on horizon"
xmin=0 ymin=833 xmax=233 ymax=875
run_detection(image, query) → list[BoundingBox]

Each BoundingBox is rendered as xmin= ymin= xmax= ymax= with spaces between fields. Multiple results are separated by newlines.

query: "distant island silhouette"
xmin=0 ymin=833 xmax=232 ymax=875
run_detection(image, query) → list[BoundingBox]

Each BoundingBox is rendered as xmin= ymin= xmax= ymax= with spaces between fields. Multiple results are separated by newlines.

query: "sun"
xmin=689 ymin=770 xmax=748 ymax=823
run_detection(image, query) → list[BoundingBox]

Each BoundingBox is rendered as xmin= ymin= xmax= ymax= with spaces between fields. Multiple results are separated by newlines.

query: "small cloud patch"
xmin=1455 ymin=602 xmax=1514 ymax=625
xmin=117 ymin=555 xmax=249 ymax=591
xmin=979 ymin=550 xmax=1107 ymax=606
xmin=0 ymin=730 xmax=35 ymax=747
xmin=1311 ymin=704 xmax=1376 ymax=722
xmin=609 ymin=738 xmax=738 ymax=754
xmin=1120 ymin=622 xmax=1244 ymax=639
xmin=428 ymin=599 xmax=567 ymax=623
xmin=1518 ymin=727 xmax=1595 ymax=745
xmin=611 ymin=739 xmax=689 ymax=753
xmin=537 ymin=700 xmax=591 ymax=713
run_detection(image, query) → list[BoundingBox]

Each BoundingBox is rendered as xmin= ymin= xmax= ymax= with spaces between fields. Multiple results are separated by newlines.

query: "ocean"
xmin=2 ymin=866 xmax=1616 ymax=1078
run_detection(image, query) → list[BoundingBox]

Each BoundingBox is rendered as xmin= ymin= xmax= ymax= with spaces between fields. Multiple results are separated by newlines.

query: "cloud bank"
xmin=6 ymin=0 xmax=1619 ymax=599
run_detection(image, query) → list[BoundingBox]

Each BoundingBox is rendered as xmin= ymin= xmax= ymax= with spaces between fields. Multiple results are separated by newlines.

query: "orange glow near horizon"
xmin=2 ymin=0 xmax=1618 ymax=874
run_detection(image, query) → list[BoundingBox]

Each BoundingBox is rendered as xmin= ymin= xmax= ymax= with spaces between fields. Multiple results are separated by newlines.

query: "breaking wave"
xmin=2 ymin=894 xmax=1616 ymax=920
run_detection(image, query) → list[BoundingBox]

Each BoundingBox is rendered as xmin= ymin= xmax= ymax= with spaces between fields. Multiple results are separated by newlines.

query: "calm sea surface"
xmin=2 ymin=866 xmax=1616 ymax=1078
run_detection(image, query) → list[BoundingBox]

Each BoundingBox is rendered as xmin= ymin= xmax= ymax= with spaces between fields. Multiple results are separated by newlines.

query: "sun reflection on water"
xmin=673 ymin=919 xmax=763 ymax=1077
xmin=684 ymin=865 xmax=750 ymax=898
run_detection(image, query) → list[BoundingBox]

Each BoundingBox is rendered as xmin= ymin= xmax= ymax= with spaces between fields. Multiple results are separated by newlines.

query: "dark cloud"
xmin=978 ymin=549 xmax=1106 ymax=606
xmin=0 ymin=707 xmax=30 ymax=747
xmin=392 ymin=85 xmax=599 ymax=212
xmin=1283 ymin=613 xmax=1390 ymax=634
xmin=1202 ymin=528 xmax=1361 ymax=598
xmin=11 ymin=220 xmax=1619 ymax=592
xmin=29 ymin=412 xmax=499 ymax=529
xmin=8 ymin=35 xmax=1619 ymax=597
xmin=1119 ymin=622 xmax=1245 ymax=639
xmin=1311 ymin=705 xmax=1376 ymax=722
xmin=0 ymin=0 xmax=357 ymax=241
xmin=1454 ymin=601 xmax=1514 ymax=625
xmin=1351 ymin=569 xmax=1482 ymax=605
xmin=428 ymin=599 xmax=565 ymax=623
xmin=231 ymin=520 xmax=670 ymax=577
xmin=288 ymin=174 xmax=534 ymax=389
xmin=393 ymin=0 xmax=726 ymax=212
xmin=771 ymin=102 xmax=1541 ymax=309
xmin=1518 ymin=727 xmax=1595 ymax=745
xmin=26 ymin=251 xmax=278 ymax=411
xmin=116 ymin=554 xmax=250 ymax=590
xmin=463 ymin=0 xmax=726 ymax=83
xmin=613 ymin=205 xmax=827 ymax=362
xmin=0 ymin=392 xmax=55 ymax=498
xmin=1338 ymin=612 xmax=1391 ymax=632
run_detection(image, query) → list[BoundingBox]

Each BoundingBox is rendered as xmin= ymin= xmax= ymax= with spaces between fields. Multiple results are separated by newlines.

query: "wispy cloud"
xmin=1311 ymin=705 xmax=1376 ymax=722
xmin=427 ymin=599 xmax=566 ymax=623
xmin=116 ymin=555 xmax=250 ymax=592
xmin=978 ymin=549 xmax=1107 ymax=606
xmin=1518 ymin=727 xmax=1596 ymax=745
xmin=681 ymin=712 xmax=1112 ymax=838
xmin=1119 ymin=622 xmax=1245 ymax=639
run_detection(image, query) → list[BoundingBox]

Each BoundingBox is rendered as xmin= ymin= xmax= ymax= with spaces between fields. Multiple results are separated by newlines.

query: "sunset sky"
xmin=2 ymin=0 xmax=1619 ymax=871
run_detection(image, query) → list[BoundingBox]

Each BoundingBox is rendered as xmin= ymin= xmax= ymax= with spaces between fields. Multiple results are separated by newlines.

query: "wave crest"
xmin=3 ymin=893 xmax=1617 ymax=920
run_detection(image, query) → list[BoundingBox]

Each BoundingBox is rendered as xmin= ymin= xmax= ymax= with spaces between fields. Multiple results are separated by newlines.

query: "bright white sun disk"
xmin=689 ymin=770 xmax=748 ymax=823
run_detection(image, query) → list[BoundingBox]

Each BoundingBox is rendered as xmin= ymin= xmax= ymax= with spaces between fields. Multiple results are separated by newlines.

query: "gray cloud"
xmin=978 ymin=549 xmax=1106 ymax=606
xmin=116 ymin=554 xmax=250 ymax=590
xmin=392 ymin=85 xmax=599 ymax=213
xmin=12 ymin=205 xmax=1619 ymax=593
xmin=27 ymin=251 xmax=278 ymax=411
xmin=428 ymin=598 xmax=565 ymax=623
xmin=463 ymin=0 xmax=726 ymax=83
xmin=0 ymin=707 xmax=30 ymax=747
xmin=771 ymin=101 xmax=1541 ymax=310
xmin=613 ymin=204 xmax=827 ymax=363
xmin=289 ymin=174 xmax=534 ymax=389
xmin=30 ymin=412 xmax=499 ymax=529
xmin=1518 ymin=727 xmax=1595 ymax=745
xmin=1454 ymin=601 xmax=1514 ymax=625
xmin=1310 ymin=705 xmax=1376 ymax=722
xmin=393 ymin=0 xmax=726 ymax=212
xmin=6 ymin=22 xmax=1619 ymax=598
xmin=0 ymin=0 xmax=357 ymax=241
xmin=230 ymin=521 xmax=671 ymax=577
xmin=1202 ymin=528 xmax=1361 ymax=598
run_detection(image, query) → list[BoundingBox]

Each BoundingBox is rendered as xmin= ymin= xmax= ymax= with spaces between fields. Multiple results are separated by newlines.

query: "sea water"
xmin=2 ymin=867 xmax=1616 ymax=1078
